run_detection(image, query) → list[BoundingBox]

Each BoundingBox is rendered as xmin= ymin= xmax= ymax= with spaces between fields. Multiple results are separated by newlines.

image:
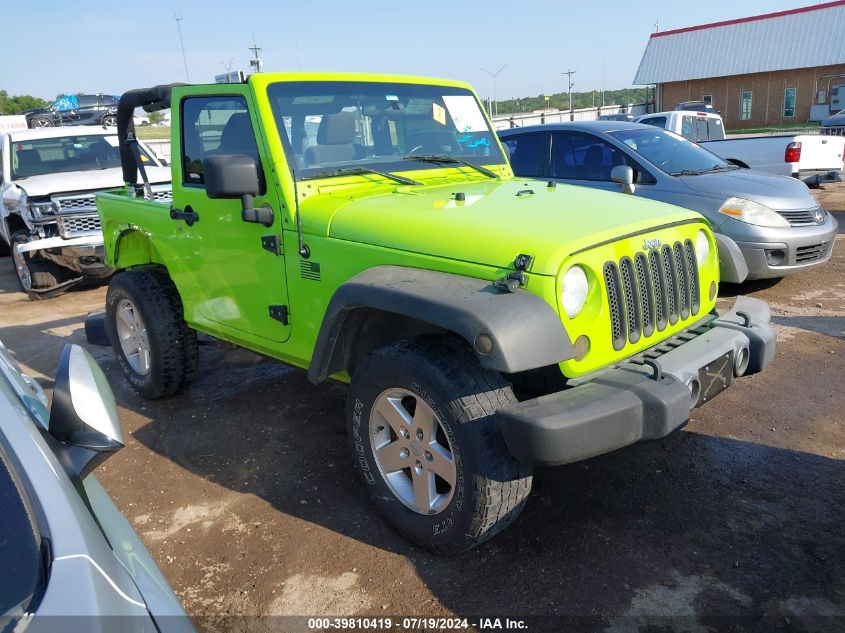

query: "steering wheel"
xmin=407 ymin=145 xmax=424 ymax=155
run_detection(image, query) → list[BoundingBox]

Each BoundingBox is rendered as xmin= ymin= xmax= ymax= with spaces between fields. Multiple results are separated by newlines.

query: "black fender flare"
xmin=307 ymin=266 xmax=576 ymax=384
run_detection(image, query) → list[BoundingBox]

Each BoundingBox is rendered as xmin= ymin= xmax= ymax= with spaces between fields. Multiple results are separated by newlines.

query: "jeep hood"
xmin=678 ymin=169 xmax=817 ymax=211
xmin=11 ymin=166 xmax=171 ymax=199
xmin=306 ymin=179 xmax=704 ymax=275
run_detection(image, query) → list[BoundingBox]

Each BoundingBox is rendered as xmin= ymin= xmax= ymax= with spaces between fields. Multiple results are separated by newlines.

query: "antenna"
xmin=175 ymin=12 xmax=190 ymax=82
xmin=249 ymin=38 xmax=262 ymax=74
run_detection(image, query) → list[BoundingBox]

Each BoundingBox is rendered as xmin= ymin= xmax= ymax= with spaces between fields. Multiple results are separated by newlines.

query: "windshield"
xmin=267 ymin=81 xmax=505 ymax=179
xmin=11 ymin=134 xmax=155 ymax=180
xmin=609 ymin=128 xmax=733 ymax=176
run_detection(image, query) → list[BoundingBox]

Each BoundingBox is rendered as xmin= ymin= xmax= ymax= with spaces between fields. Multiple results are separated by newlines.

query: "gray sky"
xmin=4 ymin=1 xmax=809 ymax=101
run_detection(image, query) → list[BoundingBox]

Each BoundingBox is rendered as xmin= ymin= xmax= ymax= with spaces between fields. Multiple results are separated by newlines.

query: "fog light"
xmin=765 ymin=249 xmax=786 ymax=266
xmin=735 ymin=346 xmax=750 ymax=377
xmin=573 ymin=335 xmax=590 ymax=361
xmin=687 ymin=377 xmax=701 ymax=409
xmin=474 ymin=333 xmax=494 ymax=355
xmin=709 ymin=281 xmax=717 ymax=301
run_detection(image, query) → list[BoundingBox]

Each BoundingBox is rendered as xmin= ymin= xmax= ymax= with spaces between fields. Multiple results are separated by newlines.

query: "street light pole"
xmin=481 ymin=65 xmax=507 ymax=119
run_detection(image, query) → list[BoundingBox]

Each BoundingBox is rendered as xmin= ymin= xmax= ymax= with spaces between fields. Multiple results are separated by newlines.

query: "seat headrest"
xmin=317 ymin=112 xmax=356 ymax=145
xmin=219 ymin=112 xmax=257 ymax=154
xmin=17 ymin=149 xmax=42 ymax=167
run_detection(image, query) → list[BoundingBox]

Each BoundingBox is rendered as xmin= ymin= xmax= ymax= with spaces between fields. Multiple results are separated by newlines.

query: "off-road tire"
xmin=11 ymin=231 xmax=68 ymax=292
xmin=105 ymin=269 xmax=198 ymax=399
xmin=347 ymin=336 xmax=533 ymax=553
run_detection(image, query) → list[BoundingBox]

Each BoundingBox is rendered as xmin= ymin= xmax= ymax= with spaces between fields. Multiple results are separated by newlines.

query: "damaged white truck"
xmin=0 ymin=126 xmax=171 ymax=298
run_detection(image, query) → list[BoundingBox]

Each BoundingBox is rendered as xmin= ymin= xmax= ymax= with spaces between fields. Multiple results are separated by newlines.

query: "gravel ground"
xmin=0 ymin=187 xmax=843 ymax=633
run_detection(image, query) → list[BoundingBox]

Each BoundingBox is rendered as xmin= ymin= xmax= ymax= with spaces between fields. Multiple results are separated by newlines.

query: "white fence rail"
xmin=491 ymin=103 xmax=649 ymax=130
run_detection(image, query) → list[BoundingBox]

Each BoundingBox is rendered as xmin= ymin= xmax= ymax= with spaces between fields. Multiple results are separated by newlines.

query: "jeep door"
xmin=168 ymin=89 xmax=291 ymax=343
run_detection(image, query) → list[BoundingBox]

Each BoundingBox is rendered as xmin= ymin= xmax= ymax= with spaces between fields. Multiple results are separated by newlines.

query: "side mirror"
xmin=49 ymin=344 xmax=124 ymax=479
xmin=203 ymin=154 xmax=273 ymax=227
xmin=611 ymin=165 xmax=636 ymax=195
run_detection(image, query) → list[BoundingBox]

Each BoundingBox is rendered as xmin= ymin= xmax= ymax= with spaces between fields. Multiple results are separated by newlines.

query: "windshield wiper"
xmin=403 ymin=154 xmax=499 ymax=179
xmin=670 ymin=169 xmax=707 ymax=176
xmin=301 ymin=167 xmax=422 ymax=186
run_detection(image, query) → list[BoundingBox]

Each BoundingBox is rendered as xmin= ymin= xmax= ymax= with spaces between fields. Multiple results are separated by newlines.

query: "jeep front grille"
xmin=57 ymin=213 xmax=101 ymax=238
xmin=604 ymin=241 xmax=700 ymax=351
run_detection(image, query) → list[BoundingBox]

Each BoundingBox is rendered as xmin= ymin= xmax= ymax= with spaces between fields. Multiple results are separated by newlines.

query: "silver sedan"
xmin=499 ymin=122 xmax=838 ymax=281
xmin=0 ymin=339 xmax=193 ymax=632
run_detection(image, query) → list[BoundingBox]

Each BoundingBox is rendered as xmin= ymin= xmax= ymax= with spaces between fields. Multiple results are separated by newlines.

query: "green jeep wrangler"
xmin=93 ymin=73 xmax=775 ymax=552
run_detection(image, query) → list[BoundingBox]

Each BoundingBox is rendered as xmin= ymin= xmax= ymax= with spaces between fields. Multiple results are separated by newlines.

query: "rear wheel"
xmin=347 ymin=336 xmax=533 ymax=553
xmin=10 ymin=231 xmax=68 ymax=293
xmin=105 ymin=269 xmax=198 ymax=399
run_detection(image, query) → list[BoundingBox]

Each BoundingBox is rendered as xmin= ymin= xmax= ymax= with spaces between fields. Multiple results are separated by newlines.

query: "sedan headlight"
xmin=718 ymin=197 xmax=789 ymax=228
xmin=561 ymin=265 xmax=589 ymax=319
xmin=695 ymin=229 xmax=710 ymax=264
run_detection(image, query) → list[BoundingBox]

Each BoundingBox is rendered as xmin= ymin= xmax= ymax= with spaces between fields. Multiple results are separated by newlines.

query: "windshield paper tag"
xmin=432 ymin=103 xmax=447 ymax=126
xmin=443 ymin=95 xmax=487 ymax=133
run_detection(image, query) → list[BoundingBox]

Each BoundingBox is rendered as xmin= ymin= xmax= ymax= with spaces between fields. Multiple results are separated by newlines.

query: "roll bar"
xmin=116 ymin=84 xmax=183 ymax=185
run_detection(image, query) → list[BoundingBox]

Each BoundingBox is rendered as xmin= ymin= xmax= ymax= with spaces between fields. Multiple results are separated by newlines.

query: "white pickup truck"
xmin=635 ymin=111 xmax=845 ymax=185
xmin=0 ymin=126 xmax=171 ymax=298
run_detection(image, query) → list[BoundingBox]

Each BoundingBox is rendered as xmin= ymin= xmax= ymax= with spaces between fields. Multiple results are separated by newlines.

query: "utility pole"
xmin=562 ymin=69 xmax=576 ymax=121
xmin=175 ymin=12 xmax=190 ymax=82
xmin=481 ymin=65 xmax=507 ymax=119
xmin=249 ymin=40 xmax=263 ymax=74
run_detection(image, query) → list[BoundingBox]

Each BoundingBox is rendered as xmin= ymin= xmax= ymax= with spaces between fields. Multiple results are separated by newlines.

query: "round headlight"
xmin=561 ymin=265 xmax=589 ymax=319
xmin=695 ymin=229 xmax=710 ymax=264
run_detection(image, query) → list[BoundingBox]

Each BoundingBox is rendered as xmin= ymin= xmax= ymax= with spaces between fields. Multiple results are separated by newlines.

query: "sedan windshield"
xmin=267 ymin=81 xmax=505 ymax=179
xmin=12 ymin=134 xmax=155 ymax=180
xmin=609 ymin=128 xmax=735 ymax=176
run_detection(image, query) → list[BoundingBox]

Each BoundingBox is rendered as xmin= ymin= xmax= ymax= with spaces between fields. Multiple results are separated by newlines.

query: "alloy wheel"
xmin=369 ymin=388 xmax=457 ymax=515
xmin=115 ymin=298 xmax=151 ymax=375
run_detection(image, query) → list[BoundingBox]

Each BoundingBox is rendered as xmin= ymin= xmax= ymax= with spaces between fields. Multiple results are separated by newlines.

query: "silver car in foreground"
xmin=499 ymin=122 xmax=838 ymax=281
xmin=0 ymin=340 xmax=193 ymax=633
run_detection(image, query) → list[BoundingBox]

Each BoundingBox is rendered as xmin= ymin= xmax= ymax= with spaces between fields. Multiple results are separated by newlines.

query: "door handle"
xmin=170 ymin=206 xmax=199 ymax=226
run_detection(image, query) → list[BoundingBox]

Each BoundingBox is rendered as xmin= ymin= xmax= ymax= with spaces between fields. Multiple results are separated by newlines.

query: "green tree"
xmin=0 ymin=90 xmax=49 ymax=115
xmin=496 ymin=87 xmax=650 ymax=115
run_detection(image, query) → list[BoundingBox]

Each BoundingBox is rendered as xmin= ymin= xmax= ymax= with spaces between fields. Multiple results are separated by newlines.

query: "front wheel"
xmin=101 ymin=114 xmax=116 ymax=127
xmin=347 ymin=337 xmax=533 ymax=553
xmin=105 ymin=269 xmax=198 ymax=399
xmin=10 ymin=231 xmax=68 ymax=293
xmin=30 ymin=116 xmax=53 ymax=128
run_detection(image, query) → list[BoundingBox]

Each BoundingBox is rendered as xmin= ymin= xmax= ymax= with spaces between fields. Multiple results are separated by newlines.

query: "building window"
xmin=702 ymin=94 xmax=713 ymax=106
xmin=740 ymin=91 xmax=752 ymax=121
xmin=783 ymin=87 xmax=796 ymax=118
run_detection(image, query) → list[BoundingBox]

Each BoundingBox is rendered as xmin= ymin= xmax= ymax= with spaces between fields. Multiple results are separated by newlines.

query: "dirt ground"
xmin=1 ymin=187 xmax=843 ymax=633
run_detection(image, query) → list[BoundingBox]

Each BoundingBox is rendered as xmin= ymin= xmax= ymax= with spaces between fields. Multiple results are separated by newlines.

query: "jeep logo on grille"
xmin=642 ymin=238 xmax=662 ymax=250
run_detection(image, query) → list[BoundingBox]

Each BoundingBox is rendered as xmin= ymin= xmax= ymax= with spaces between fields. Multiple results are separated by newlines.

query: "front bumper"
xmin=498 ymin=296 xmax=775 ymax=467
xmin=15 ymin=234 xmax=111 ymax=276
xmin=728 ymin=214 xmax=839 ymax=279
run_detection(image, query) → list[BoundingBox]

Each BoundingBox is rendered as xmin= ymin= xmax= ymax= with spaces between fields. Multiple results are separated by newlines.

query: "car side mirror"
xmin=611 ymin=165 xmax=636 ymax=195
xmin=49 ymin=345 xmax=124 ymax=479
xmin=203 ymin=154 xmax=273 ymax=227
